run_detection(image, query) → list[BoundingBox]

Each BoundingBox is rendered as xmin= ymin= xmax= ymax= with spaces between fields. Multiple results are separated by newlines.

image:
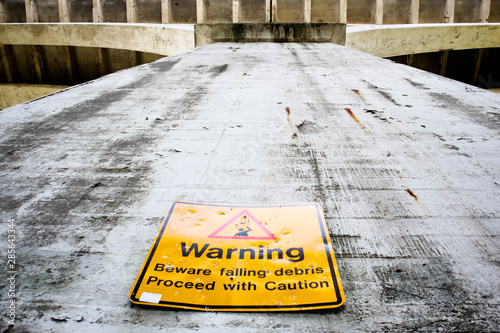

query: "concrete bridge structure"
xmin=0 ymin=0 xmax=500 ymax=332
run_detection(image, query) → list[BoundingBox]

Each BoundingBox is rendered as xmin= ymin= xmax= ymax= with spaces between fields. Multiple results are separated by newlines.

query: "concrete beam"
xmin=0 ymin=23 xmax=195 ymax=57
xmin=25 ymin=0 xmax=39 ymax=23
xmin=346 ymin=23 xmax=500 ymax=58
xmin=195 ymin=23 xmax=346 ymax=46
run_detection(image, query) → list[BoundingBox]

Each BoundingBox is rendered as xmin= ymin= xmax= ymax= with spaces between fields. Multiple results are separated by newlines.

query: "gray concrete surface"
xmin=1 ymin=42 xmax=500 ymax=331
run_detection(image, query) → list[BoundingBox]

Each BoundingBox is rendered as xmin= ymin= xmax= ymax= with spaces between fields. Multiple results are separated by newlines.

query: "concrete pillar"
xmin=63 ymin=45 xmax=76 ymax=84
xmin=304 ymin=0 xmax=312 ymax=23
xmin=265 ymin=0 xmax=272 ymax=22
xmin=409 ymin=0 xmax=419 ymax=24
xmin=440 ymin=50 xmax=449 ymax=76
xmin=58 ymin=0 xmax=70 ymax=22
xmin=127 ymin=0 xmax=137 ymax=23
xmin=233 ymin=0 xmax=239 ymax=23
xmin=478 ymin=0 xmax=491 ymax=22
xmin=161 ymin=0 xmax=170 ymax=24
xmin=271 ymin=0 xmax=277 ymax=23
xmin=444 ymin=0 xmax=455 ymax=23
xmin=0 ymin=45 xmax=13 ymax=83
xmin=196 ymin=0 xmax=206 ymax=23
xmin=375 ymin=0 xmax=383 ymax=25
xmin=339 ymin=0 xmax=347 ymax=23
xmin=31 ymin=45 xmax=45 ymax=84
xmin=25 ymin=0 xmax=39 ymax=23
xmin=472 ymin=49 xmax=484 ymax=84
xmin=93 ymin=0 xmax=103 ymax=23
xmin=0 ymin=2 xmax=7 ymax=23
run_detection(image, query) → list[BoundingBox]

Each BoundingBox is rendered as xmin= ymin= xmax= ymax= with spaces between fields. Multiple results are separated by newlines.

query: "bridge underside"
xmin=0 ymin=42 xmax=499 ymax=330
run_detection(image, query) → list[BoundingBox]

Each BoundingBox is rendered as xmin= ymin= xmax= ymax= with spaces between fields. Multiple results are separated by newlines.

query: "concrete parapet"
xmin=194 ymin=23 xmax=346 ymax=46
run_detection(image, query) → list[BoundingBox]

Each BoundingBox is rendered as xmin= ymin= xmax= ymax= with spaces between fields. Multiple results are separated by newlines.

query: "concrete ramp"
xmin=1 ymin=43 xmax=499 ymax=330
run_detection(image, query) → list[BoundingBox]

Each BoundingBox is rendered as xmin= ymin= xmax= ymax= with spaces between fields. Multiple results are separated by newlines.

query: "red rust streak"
xmin=344 ymin=108 xmax=365 ymax=130
xmin=405 ymin=188 xmax=418 ymax=201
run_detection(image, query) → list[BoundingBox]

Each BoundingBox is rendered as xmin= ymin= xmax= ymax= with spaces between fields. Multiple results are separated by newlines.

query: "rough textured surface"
xmin=195 ymin=23 xmax=346 ymax=46
xmin=0 ymin=42 xmax=499 ymax=331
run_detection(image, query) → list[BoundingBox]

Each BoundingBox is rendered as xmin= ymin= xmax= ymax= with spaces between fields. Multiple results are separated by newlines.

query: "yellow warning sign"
xmin=129 ymin=201 xmax=345 ymax=311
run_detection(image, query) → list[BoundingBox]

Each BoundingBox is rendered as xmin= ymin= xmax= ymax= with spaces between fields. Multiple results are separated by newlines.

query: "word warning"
xmin=129 ymin=201 xmax=345 ymax=311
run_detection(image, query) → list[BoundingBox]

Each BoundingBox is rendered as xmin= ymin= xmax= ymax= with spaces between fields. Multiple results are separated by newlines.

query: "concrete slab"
xmin=1 ymin=42 xmax=499 ymax=331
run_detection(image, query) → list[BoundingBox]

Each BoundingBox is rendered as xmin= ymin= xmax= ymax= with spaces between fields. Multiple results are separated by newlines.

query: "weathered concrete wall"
xmin=102 ymin=0 xmax=127 ymax=22
xmin=68 ymin=0 xmax=93 ymax=22
xmin=169 ymin=0 xmax=196 ymax=23
xmin=0 ymin=23 xmax=195 ymax=56
xmin=0 ymin=42 xmax=499 ymax=331
xmin=195 ymin=23 xmax=346 ymax=46
xmin=0 ymin=83 xmax=68 ymax=109
xmin=276 ymin=0 xmax=305 ymax=22
xmin=136 ymin=0 xmax=162 ymax=23
xmin=205 ymin=0 xmax=233 ymax=23
xmin=454 ymin=0 xmax=481 ymax=22
xmin=36 ymin=0 xmax=60 ymax=23
xmin=239 ymin=0 xmax=267 ymax=23
xmin=346 ymin=23 xmax=500 ymax=58
xmin=1 ymin=0 xmax=499 ymax=24
xmin=347 ymin=0 xmax=376 ymax=24
xmin=383 ymin=0 xmax=409 ymax=24
xmin=419 ymin=0 xmax=447 ymax=23
xmin=311 ymin=0 xmax=340 ymax=23
xmin=491 ymin=0 xmax=500 ymax=22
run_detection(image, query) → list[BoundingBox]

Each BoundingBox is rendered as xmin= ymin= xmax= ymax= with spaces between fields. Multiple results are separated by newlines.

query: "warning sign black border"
xmin=130 ymin=201 xmax=344 ymax=311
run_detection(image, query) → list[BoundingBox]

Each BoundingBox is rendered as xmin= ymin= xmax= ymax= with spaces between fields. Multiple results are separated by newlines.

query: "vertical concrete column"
xmin=161 ymin=0 xmax=170 ymax=24
xmin=127 ymin=0 xmax=137 ymax=23
xmin=339 ymin=0 xmax=347 ymax=23
xmin=265 ymin=0 xmax=272 ymax=22
xmin=444 ymin=0 xmax=455 ymax=23
xmin=472 ymin=49 xmax=484 ymax=84
xmin=0 ymin=45 xmax=13 ymax=83
xmin=304 ymin=0 xmax=312 ymax=23
xmin=478 ymin=0 xmax=491 ymax=22
xmin=233 ymin=0 xmax=239 ymax=23
xmin=58 ymin=0 xmax=70 ymax=22
xmin=271 ymin=0 xmax=277 ymax=23
xmin=25 ymin=0 xmax=39 ymax=23
xmin=409 ymin=0 xmax=419 ymax=24
xmin=375 ymin=0 xmax=383 ymax=24
xmin=92 ymin=0 xmax=103 ymax=22
xmin=196 ymin=0 xmax=206 ymax=23
xmin=440 ymin=50 xmax=449 ymax=76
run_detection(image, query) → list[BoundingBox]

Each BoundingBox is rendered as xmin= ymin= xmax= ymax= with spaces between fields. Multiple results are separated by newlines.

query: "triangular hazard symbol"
xmin=208 ymin=209 xmax=276 ymax=240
